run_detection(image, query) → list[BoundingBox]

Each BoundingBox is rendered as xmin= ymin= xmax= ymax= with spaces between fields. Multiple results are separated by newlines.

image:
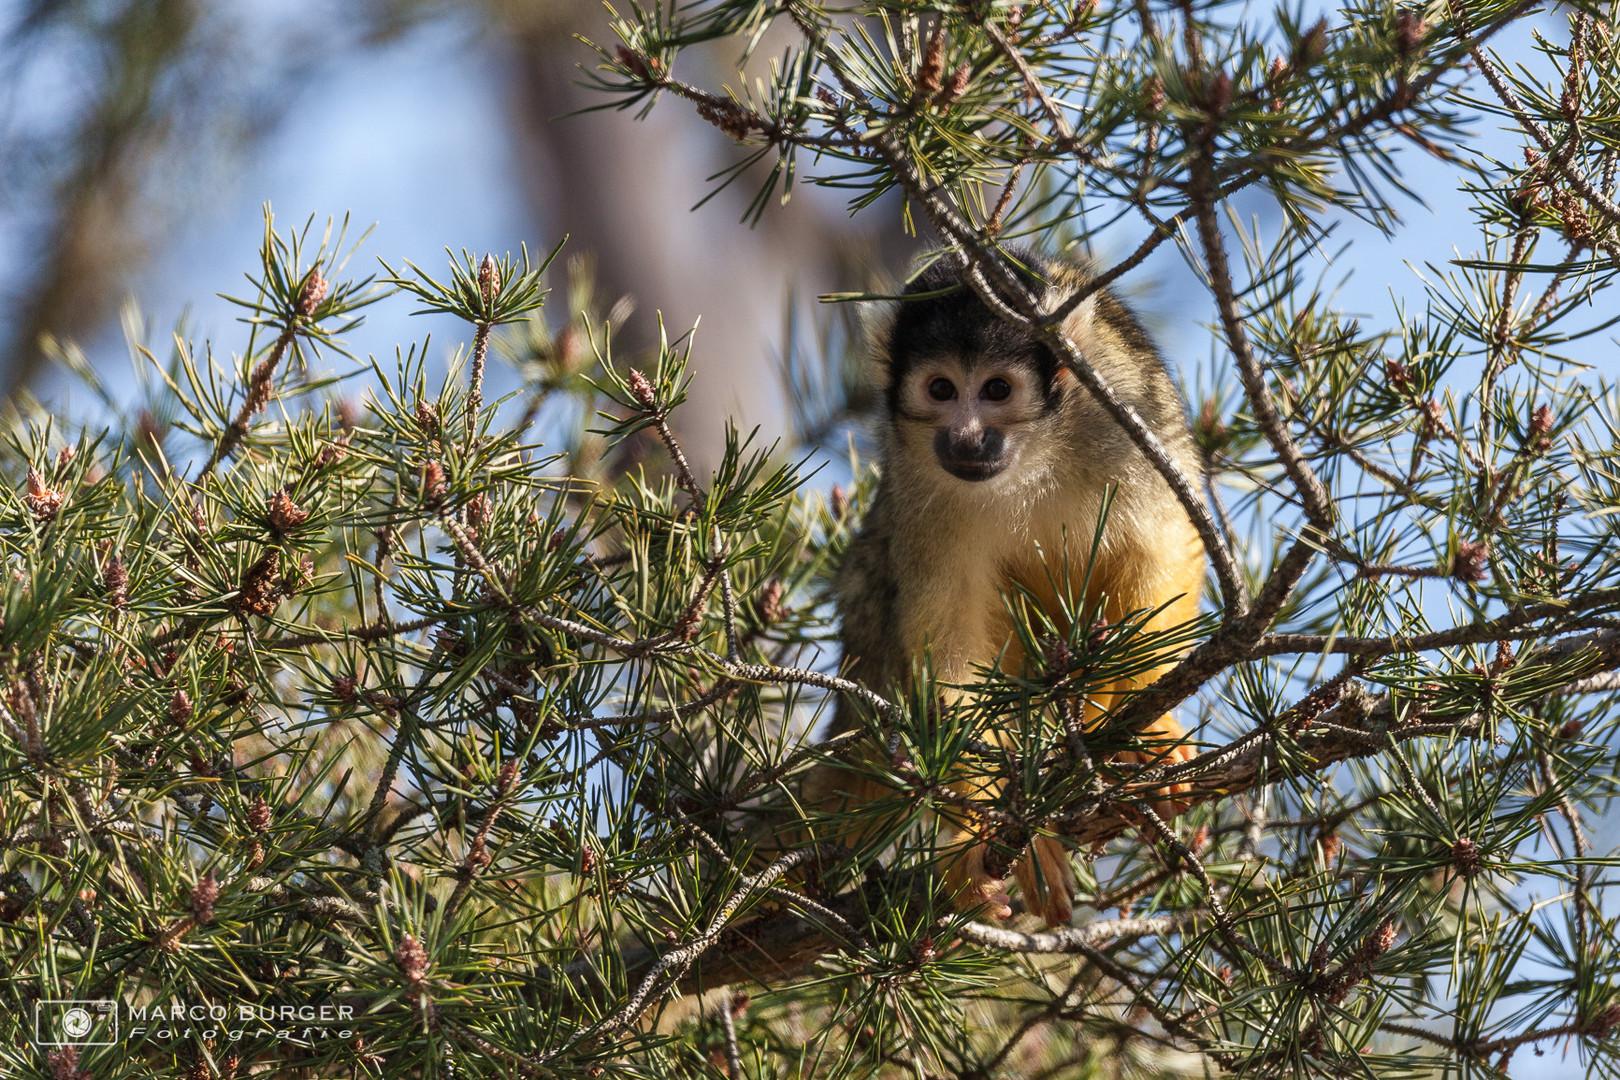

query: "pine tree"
xmin=3 ymin=1 xmax=1620 ymax=1077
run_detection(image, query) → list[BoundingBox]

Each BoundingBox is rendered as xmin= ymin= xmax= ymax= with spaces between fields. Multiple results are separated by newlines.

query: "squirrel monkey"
xmin=817 ymin=250 xmax=1204 ymax=927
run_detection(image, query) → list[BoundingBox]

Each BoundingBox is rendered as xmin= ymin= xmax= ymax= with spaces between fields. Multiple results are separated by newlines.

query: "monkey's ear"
xmin=1049 ymin=291 xmax=1096 ymax=349
xmin=860 ymin=297 xmax=897 ymax=388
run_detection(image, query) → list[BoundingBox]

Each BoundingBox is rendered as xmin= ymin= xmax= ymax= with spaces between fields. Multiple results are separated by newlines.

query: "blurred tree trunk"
xmin=497 ymin=1 xmax=903 ymax=467
xmin=1 ymin=0 xmax=201 ymax=394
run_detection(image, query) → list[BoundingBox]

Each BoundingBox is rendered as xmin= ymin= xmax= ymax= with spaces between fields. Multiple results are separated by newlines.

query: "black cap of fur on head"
xmin=884 ymin=249 xmax=1065 ymax=416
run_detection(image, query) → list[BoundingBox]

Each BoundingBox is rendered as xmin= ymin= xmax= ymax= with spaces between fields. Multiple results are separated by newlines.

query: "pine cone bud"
xmin=266 ymin=489 xmax=310 ymax=534
xmin=101 ymin=544 xmax=128 ymax=609
xmin=616 ymin=44 xmax=652 ymax=81
xmin=414 ymin=400 xmax=441 ymax=438
xmin=191 ymin=872 xmax=219 ymax=924
xmin=247 ymin=794 xmax=272 ymax=834
xmin=1393 ymin=11 xmax=1425 ymax=55
xmin=1298 ymin=19 xmax=1328 ymax=64
xmin=170 ymin=688 xmax=193 ymax=724
xmin=917 ymin=28 xmax=946 ymax=99
xmin=675 ymin=601 xmax=705 ymax=642
xmin=236 ymin=550 xmax=282 ymax=617
xmin=420 ymin=460 xmax=448 ymax=507
xmin=296 ymin=267 xmax=329 ymax=317
xmin=1044 ymin=636 xmax=1073 ymax=684
xmin=829 ymin=484 xmax=849 ymax=521
xmin=23 ymin=467 xmax=64 ymax=521
xmin=1196 ymin=397 xmax=1229 ymax=454
xmin=1450 ymin=836 xmax=1482 ymax=877
xmin=626 ymin=368 xmax=659 ymax=410
xmin=1450 ymin=538 xmax=1490 ymax=584
xmin=1144 ymin=75 xmax=1166 ymax=115
xmin=936 ymin=63 xmax=971 ymax=105
xmin=395 ymin=932 xmax=429 ymax=990
xmin=1583 ymin=1003 xmax=1620 ymax=1038
xmin=1205 ymin=69 xmax=1232 ymax=116
xmin=757 ymin=578 xmax=787 ymax=625
xmin=47 ymin=1047 xmax=88 ymax=1080
xmin=478 ymin=253 xmax=500 ymax=304
xmin=1385 ymin=359 xmax=1412 ymax=394
xmin=1529 ymin=403 xmax=1554 ymax=447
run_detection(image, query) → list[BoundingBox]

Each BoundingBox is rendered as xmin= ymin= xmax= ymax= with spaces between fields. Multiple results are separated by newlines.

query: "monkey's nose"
xmin=950 ymin=427 xmax=1002 ymax=460
xmin=934 ymin=427 xmax=1008 ymax=481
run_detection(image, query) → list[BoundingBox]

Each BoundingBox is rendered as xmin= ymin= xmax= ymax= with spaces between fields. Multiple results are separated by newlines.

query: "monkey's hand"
xmin=943 ymin=840 xmax=1014 ymax=921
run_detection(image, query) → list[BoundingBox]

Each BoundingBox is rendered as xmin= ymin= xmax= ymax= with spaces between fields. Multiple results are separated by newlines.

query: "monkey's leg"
xmin=941 ymin=819 xmax=1014 ymax=921
xmin=1013 ymin=835 xmax=1077 ymax=925
xmin=1088 ymin=669 xmax=1196 ymax=822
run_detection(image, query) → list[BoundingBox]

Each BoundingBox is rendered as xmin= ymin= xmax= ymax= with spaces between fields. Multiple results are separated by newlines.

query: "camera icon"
xmin=33 ymin=1000 xmax=117 ymax=1045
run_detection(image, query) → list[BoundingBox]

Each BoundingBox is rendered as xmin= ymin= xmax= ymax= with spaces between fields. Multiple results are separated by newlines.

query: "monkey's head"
xmin=881 ymin=252 xmax=1070 ymax=488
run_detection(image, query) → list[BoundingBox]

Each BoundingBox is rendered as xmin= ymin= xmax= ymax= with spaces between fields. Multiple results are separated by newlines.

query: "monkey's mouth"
xmin=939 ymin=457 xmax=1008 ymax=482
xmin=934 ymin=428 xmax=1009 ymax=482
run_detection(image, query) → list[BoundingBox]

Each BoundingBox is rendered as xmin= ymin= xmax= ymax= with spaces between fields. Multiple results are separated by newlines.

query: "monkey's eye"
xmin=981 ymin=378 xmax=1012 ymax=402
xmin=927 ymin=377 xmax=957 ymax=402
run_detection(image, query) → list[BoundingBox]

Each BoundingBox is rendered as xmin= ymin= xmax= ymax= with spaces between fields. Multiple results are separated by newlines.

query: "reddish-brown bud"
xmin=916 ymin=27 xmax=946 ymax=99
xmin=1583 ymin=1003 xmax=1620 ymax=1039
xmin=1205 ymin=70 xmax=1232 ymax=116
xmin=1451 ymin=538 xmax=1490 ymax=584
xmin=1529 ymin=403 xmax=1554 ymax=444
xmin=1385 ymin=359 xmax=1412 ymax=394
xmin=1298 ymin=19 xmax=1329 ymax=65
xmin=1144 ymin=75 xmax=1166 ymax=115
xmin=101 ymin=544 xmax=128 ymax=609
xmin=317 ymin=437 xmax=349 ymax=467
xmin=395 ymin=932 xmax=429 ymax=990
xmin=478 ymin=253 xmax=500 ymax=304
xmin=937 ymin=62 xmax=972 ymax=105
xmin=420 ymin=460 xmax=448 ymax=507
xmin=1393 ymin=11 xmax=1425 ymax=55
xmin=616 ymin=44 xmax=651 ymax=81
xmin=414 ymin=400 xmax=441 ymax=437
xmin=675 ymin=602 xmax=705 ymax=642
xmin=1451 ymin=836 xmax=1482 ymax=877
xmin=1196 ymin=397 xmax=1229 ymax=453
xmin=297 ymin=267 xmax=329 ymax=318
xmin=1044 ymin=636 xmax=1073 ymax=683
xmin=235 ymin=551 xmax=282 ymax=617
xmin=626 ymin=368 xmax=658 ymax=410
xmin=23 ymin=467 xmax=63 ymax=521
xmin=757 ymin=578 xmax=787 ymax=625
xmin=332 ymin=674 xmax=358 ymax=702
xmin=191 ymin=872 xmax=219 ymax=924
xmin=170 ymin=688 xmax=193 ymax=724
xmin=246 ymin=795 xmax=272 ymax=836
xmin=266 ymin=489 xmax=310 ymax=534
xmin=829 ymin=484 xmax=849 ymax=521
xmin=1492 ymin=641 xmax=1516 ymax=674
xmin=47 ymin=1047 xmax=89 ymax=1080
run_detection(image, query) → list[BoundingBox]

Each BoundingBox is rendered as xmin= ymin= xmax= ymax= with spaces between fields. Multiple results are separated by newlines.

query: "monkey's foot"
xmin=1117 ymin=738 xmax=1199 ymax=821
xmin=946 ymin=844 xmax=1013 ymax=920
xmin=1014 ymin=835 xmax=1077 ymax=927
